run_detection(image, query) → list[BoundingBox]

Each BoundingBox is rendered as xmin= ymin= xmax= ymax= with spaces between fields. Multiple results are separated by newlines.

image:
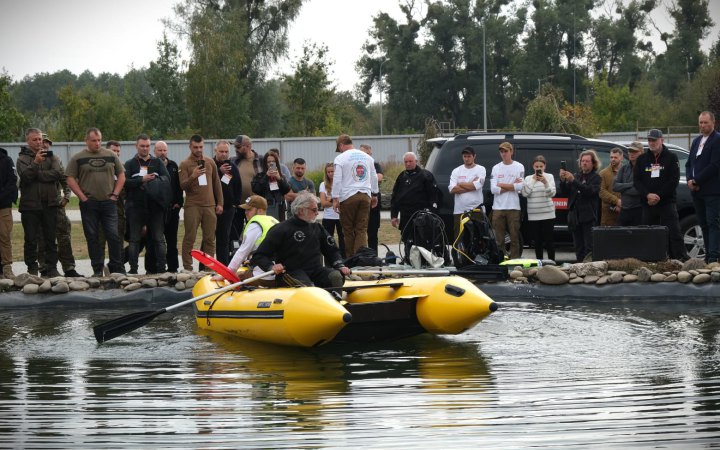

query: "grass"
xmin=10 ymin=219 xmax=401 ymax=262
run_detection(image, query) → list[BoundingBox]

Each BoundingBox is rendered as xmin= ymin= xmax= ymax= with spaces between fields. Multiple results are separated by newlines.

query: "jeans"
xmin=693 ymin=195 xmax=720 ymax=261
xmin=127 ymin=206 xmax=167 ymax=272
xmin=80 ymin=199 xmax=124 ymax=273
xmin=21 ymin=207 xmax=58 ymax=273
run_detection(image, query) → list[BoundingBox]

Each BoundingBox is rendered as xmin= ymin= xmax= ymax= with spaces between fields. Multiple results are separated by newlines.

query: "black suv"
xmin=425 ymin=132 xmax=700 ymax=257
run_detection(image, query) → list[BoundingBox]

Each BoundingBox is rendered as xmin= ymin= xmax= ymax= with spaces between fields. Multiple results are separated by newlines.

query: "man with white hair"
xmin=252 ymin=191 xmax=350 ymax=288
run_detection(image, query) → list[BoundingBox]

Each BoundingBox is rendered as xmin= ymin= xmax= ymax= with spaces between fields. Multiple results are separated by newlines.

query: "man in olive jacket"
xmin=16 ymin=128 xmax=64 ymax=277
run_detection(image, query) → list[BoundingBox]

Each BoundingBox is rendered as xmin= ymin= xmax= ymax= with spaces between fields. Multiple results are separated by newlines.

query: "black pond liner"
xmin=0 ymin=287 xmax=192 ymax=308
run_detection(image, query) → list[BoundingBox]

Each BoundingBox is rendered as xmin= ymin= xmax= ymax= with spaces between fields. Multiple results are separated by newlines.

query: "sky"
xmin=1 ymin=0 xmax=719 ymax=95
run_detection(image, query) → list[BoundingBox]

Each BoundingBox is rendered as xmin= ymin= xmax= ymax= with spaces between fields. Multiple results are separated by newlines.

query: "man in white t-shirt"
xmin=332 ymin=134 xmax=379 ymax=257
xmin=490 ymin=141 xmax=524 ymax=258
xmin=449 ymin=146 xmax=486 ymax=240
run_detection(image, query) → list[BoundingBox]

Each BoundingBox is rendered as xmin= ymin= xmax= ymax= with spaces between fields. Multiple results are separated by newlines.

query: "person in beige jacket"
xmin=179 ymin=134 xmax=223 ymax=270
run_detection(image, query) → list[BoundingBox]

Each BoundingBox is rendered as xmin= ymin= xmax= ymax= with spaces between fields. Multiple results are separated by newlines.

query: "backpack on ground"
xmin=452 ymin=209 xmax=503 ymax=267
xmin=401 ymin=209 xmax=449 ymax=266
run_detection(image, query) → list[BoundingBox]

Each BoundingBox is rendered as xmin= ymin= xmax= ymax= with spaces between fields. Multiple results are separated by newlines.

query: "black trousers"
xmin=215 ymin=207 xmax=236 ymax=265
xmin=146 ymin=207 xmax=181 ymax=273
xmin=22 ymin=207 xmax=58 ymax=273
xmin=641 ymin=202 xmax=688 ymax=260
xmin=571 ymin=221 xmax=593 ymax=262
xmin=367 ymin=205 xmax=381 ymax=252
xmin=529 ymin=218 xmax=555 ymax=261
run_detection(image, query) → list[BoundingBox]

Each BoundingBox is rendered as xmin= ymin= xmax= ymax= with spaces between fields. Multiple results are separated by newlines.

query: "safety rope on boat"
xmin=205 ymin=291 xmax=226 ymax=326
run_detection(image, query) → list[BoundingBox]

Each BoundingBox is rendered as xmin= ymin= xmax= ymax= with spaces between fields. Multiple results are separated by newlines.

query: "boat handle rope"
xmin=205 ymin=291 xmax=226 ymax=326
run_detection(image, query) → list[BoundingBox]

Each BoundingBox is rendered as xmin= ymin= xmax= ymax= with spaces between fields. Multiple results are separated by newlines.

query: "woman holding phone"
xmin=251 ymin=152 xmax=290 ymax=221
xmin=521 ymin=155 xmax=556 ymax=261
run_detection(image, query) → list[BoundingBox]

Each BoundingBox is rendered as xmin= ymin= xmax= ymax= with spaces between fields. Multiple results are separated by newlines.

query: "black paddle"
xmin=93 ymin=270 xmax=274 ymax=343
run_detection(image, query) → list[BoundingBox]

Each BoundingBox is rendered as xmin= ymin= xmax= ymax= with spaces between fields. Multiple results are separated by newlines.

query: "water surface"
xmin=1 ymin=300 xmax=719 ymax=448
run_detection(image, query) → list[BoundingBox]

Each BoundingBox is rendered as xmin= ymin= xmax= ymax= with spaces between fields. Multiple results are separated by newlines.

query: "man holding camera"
xmin=179 ymin=134 xmax=223 ymax=271
xmin=213 ymin=140 xmax=242 ymax=265
xmin=16 ymin=128 xmax=64 ymax=277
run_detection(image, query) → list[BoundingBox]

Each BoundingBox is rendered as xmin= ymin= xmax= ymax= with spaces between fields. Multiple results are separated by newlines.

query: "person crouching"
xmin=251 ymin=191 xmax=350 ymax=288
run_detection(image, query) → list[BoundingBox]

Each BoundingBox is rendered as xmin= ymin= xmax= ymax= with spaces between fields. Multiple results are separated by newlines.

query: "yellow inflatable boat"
xmin=192 ymin=274 xmax=497 ymax=347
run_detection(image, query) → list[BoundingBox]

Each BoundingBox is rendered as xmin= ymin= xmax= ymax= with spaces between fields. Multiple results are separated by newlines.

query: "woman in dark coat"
xmin=251 ymin=152 xmax=291 ymax=221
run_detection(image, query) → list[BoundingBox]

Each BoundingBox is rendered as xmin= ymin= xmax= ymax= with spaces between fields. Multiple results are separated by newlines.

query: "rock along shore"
xmin=2 ymin=257 xmax=719 ymax=307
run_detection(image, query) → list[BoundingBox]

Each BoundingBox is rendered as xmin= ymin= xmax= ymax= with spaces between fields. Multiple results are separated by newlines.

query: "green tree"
xmin=522 ymin=84 xmax=597 ymax=136
xmin=283 ymin=43 xmax=334 ymax=136
xmin=56 ymin=84 xmax=91 ymax=141
xmin=56 ymin=85 xmax=141 ymax=141
xmin=171 ymin=0 xmax=305 ymax=137
xmin=653 ymin=0 xmax=714 ymax=97
xmin=146 ymin=33 xmax=189 ymax=138
xmin=0 ymin=73 xmax=27 ymax=141
xmin=590 ymin=74 xmax=636 ymax=131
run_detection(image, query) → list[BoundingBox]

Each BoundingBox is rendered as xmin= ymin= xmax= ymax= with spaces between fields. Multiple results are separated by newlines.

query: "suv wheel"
xmin=680 ymin=215 xmax=705 ymax=260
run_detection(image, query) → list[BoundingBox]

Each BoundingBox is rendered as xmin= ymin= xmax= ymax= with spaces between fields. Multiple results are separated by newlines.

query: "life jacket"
xmin=452 ymin=209 xmax=502 ymax=267
xmin=243 ymin=214 xmax=279 ymax=249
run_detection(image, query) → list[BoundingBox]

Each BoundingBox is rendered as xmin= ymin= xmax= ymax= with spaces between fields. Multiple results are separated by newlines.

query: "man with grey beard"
xmin=251 ymin=191 xmax=350 ymax=288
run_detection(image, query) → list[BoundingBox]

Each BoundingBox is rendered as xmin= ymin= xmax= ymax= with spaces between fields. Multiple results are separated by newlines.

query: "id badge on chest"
xmin=139 ymin=166 xmax=148 ymax=177
xmin=651 ymin=164 xmax=660 ymax=178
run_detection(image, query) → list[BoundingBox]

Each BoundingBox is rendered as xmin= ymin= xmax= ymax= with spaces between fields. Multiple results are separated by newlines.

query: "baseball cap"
xmin=628 ymin=141 xmax=644 ymax=153
xmin=499 ymin=141 xmax=513 ymax=152
xmin=240 ymin=195 xmax=268 ymax=210
xmin=336 ymin=134 xmax=352 ymax=152
xmin=461 ymin=146 xmax=475 ymax=155
xmin=646 ymin=129 xmax=663 ymax=140
xmin=42 ymin=133 xmax=53 ymax=145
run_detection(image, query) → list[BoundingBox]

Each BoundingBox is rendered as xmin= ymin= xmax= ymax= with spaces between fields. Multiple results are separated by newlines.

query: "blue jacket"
xmin=686 ymin=130 xmax=720 ymax=196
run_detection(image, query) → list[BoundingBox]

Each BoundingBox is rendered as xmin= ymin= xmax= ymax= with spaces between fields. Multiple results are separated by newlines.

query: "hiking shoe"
xmin=63 ymin=269 xmax=84 ymax=278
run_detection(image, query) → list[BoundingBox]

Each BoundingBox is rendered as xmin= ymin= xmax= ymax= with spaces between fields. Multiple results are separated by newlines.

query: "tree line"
xmin=1 ymin=0 xmax=719 ymax=143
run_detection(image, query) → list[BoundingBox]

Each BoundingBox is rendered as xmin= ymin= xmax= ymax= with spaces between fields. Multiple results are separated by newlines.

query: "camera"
xmin=45 ymin=150 xmax=53 ymax=158
xmin=197 ymin=159 xmax=205 ymax=169
xmin=560 ymin=160 xmax=566 ymax=171
xmin=535 ymin=169 xmax=542 ymax=177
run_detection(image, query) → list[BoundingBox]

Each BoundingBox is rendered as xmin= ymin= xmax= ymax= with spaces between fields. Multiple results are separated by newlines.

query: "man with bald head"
xmin=391 ymin=152 xmax=441 ymax=256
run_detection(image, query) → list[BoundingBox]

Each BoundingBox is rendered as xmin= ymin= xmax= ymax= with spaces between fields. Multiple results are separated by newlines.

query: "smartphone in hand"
xmin=198 ymin=159 xmax=205 ymax=169
xmin=535 ymin=169 xmax=542 ymax=177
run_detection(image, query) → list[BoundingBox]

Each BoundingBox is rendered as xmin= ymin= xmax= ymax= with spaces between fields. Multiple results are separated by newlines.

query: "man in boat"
xmin=252 ymin=191 xmax=351 ymax=288
xmin=212 ymin=195 xmax=278 ymax=283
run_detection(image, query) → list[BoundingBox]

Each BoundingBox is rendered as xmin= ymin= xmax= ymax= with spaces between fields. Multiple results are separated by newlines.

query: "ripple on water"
xmin=0 ymin=302 xmax=718 ymax=447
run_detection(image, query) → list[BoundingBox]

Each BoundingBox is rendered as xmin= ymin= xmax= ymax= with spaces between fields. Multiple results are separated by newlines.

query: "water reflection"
xmin=0 ymin=301 xmax=718 ymax=447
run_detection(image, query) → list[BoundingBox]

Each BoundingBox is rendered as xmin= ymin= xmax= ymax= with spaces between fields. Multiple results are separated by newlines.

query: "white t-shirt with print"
xmin=490 ymin=161 xmax=524 ymax=210
xmin=449 ymin=164 xmax=486 ymax=214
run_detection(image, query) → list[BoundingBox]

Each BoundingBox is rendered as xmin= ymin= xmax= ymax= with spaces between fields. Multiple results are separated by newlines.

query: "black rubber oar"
xmin=93 ymin=270 xmax=274 ymax=343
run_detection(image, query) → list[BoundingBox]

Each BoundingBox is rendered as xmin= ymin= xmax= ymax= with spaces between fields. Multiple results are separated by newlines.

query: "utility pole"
xmin=379 ymin=59 xmax=387 ymax=136
xmin=483 ymin=22 xmax=487 ymax=132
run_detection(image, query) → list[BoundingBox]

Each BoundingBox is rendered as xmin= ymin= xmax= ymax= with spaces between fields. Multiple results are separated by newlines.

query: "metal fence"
xmin=0 ymin=131 xmax=696 ymax=171
xmin=0 ymin=135 xmax=424 ymax=173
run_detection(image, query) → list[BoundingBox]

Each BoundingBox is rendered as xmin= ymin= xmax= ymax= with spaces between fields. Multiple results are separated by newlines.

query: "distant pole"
xmin=572 ymin=9 xmax=576 ymax=105
xmin=379 ymin=59 xmax=387 ymax=136
xmin=483 ymin=21 xmax=487 ymax=132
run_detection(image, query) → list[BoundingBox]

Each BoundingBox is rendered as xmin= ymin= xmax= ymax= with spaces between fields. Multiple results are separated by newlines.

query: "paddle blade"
xmin=94 ymin=309 xmax=166 ymax=343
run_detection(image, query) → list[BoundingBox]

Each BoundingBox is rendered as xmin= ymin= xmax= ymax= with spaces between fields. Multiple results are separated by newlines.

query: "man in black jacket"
xmin=0 ymin=147 xmax=18 ymax=279
xmin=252 ymin=191 xmax=350 ymax=288
xmin=150 ymin=141 xmax=184 ymax=272
xmin=634 ymin=129 xmax=688 ymax=260
xmin=391 ymin=152 xmax=441 ymax=255
xmin=123 ymin=134 xmax=170 ymax=274
xmin=213 ymin=140 xmax=243 ymax=265
xmin=559 ymin=149 xmax=601 ymax=262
